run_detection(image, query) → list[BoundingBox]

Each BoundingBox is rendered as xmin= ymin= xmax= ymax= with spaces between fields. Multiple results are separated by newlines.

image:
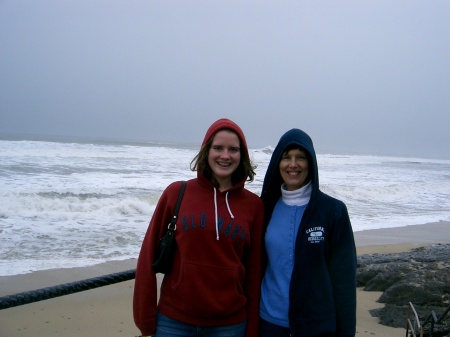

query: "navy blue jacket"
xmin=261 ymin=129 xmax=357 ymax=337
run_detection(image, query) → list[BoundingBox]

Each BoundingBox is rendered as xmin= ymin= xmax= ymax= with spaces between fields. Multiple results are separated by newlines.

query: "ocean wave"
xmin=1 ymin=139 xmax=450 ymax=275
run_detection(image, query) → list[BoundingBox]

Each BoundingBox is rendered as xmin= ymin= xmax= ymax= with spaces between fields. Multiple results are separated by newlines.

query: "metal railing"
xmin=406 ymin=301 xmax=450 ymax=337
xmin=0 ymin=269 xmax=135 ymax=310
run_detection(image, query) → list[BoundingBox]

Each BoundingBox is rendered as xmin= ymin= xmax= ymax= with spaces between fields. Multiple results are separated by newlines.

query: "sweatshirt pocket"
xmin=172 ymin=261 xmax=246 ymax=318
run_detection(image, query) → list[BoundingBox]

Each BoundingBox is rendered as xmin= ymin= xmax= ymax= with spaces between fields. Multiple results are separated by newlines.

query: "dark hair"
xmin=190 ymin=129 xmax=256 ymax=187
xmin=282 ymin=144 xmax=305 ymax=156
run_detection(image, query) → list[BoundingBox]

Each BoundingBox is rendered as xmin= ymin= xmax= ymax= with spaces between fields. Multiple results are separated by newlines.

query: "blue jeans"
xmin=155 ymin=312 xmax=246 ymax=337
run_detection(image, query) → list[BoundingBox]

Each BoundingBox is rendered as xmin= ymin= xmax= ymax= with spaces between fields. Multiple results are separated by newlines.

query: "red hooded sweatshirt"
xmin=133 ymin=119 xmax=264 ymax=337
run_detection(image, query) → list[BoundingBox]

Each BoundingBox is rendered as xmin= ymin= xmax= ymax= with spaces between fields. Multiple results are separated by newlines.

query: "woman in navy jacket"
xmin=259 ymin=128 xmax=356 ymax=337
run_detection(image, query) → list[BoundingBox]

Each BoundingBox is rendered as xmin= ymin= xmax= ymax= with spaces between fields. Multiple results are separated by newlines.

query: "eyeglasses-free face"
xmin=279 ymin=148 xmax=309 ymax=191
xmin=208 ymin=130 xmax=241 ymax=191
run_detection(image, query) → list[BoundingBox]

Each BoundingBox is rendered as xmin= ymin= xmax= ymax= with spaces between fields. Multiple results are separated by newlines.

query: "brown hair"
xmin=190 ymin=129 xmax=256 ymax=187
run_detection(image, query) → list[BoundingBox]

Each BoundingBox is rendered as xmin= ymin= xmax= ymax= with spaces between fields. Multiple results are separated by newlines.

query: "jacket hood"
xmin=202 ymin=118 xmax=249 ymax=150
xmin=261 ymin=128 xmax=319 ymax=212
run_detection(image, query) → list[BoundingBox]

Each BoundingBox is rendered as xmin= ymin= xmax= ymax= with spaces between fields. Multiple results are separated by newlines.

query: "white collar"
xmin=281 ymin=181 xmax=312 ymax=206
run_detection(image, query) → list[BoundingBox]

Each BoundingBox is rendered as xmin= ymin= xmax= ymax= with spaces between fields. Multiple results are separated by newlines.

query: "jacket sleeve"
xmin=243 ymin=197 xmax=264 ymax=337
xmin=329 ymin=202 xmax=357 ymax=337
xmin=133 ymin=183 xmax=178 ymax=336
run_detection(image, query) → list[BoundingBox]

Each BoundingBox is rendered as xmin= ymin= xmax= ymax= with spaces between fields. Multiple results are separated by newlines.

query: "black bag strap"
xmin=168 ymin=181 xmax=186 ymax=230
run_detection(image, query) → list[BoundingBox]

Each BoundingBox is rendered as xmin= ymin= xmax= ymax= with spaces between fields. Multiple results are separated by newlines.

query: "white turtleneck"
xmin=281 ymin=181 xmax=312 ymax=206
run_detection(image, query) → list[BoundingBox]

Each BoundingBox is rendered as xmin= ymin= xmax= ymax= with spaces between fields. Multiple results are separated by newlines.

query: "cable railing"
xmin=406 ymin=301 xmax=450 ymax=337
xmin=0 ymin=269 xmax=135 ymax=310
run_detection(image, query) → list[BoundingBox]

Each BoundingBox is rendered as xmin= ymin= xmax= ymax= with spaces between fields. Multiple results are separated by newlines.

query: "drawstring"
xmin=225 ymin=192 xmax=235 ymax=219
xmin=214 ymin=188 xmax=219 ymax=240
xmin=213 ymin=189 xmax=235 ymax=240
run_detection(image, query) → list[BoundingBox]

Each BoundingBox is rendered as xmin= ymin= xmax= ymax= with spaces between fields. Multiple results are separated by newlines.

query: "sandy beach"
xmin=1 ymin=221 xmax=449 ymax=337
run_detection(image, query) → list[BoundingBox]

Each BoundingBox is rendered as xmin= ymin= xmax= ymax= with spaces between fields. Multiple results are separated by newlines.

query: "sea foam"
xmin=1 ymin=139 xmax=449 ymax=275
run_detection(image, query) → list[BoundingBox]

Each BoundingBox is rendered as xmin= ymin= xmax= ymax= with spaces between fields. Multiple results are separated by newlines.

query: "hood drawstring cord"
xmin=213 ymin=188 xmax=235 ymax=240
xmin=225 ymin=192 xmax=235 ymax=219
xmin=214 ymin=188 xmax=219 ymax=240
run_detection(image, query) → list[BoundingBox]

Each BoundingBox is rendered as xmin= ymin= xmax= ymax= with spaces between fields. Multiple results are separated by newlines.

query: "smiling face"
xmin=279 ymin=148 xmax=310 ymax=191
xmin=207 ymin=130 xmax=241 ymax=191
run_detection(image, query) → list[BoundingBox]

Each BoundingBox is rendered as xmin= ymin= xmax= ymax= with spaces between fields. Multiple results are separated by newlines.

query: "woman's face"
xmin=279 ymin=148 xmax=309 ymax=191
xmin=208 ymin=130 xmax=241 ymax=190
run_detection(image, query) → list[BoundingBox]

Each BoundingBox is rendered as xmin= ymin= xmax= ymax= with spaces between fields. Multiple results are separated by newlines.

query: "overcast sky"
xmin=1 ymin=1 xmax=449 ymax=159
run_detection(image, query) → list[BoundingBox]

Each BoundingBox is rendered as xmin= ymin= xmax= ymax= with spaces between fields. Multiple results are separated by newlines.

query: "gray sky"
xmin=1 ymin=1 xmax=449 ymax=159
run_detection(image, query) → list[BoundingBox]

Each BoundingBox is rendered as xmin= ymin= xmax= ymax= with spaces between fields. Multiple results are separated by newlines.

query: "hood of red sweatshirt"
xmin=202 ymin=118 xmax=249 ymax=152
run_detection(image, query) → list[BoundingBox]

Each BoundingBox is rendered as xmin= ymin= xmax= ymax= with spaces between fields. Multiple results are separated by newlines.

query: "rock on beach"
xmin=357 ymin=243 xmax=450 ymax=336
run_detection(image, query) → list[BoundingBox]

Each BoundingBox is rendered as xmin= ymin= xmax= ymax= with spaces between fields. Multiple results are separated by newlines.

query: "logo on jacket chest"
xmin=181 ymin=213 xmax=247 ymax=242
xmin=305 ymin=226 xmax=325 ymax=244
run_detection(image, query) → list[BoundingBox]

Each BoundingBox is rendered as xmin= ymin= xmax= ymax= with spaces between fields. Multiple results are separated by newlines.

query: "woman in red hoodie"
xmin=133 ymin=118 xmax=264 ymax=337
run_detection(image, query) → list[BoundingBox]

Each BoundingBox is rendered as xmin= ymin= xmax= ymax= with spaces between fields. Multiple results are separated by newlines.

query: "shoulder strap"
xmin=169 ymin=181 xmax=186 ymax=228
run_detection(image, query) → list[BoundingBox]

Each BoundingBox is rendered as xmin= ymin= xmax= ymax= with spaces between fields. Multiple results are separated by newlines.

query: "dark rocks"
xmin=357 ymin=244 xmax=450 ymax=336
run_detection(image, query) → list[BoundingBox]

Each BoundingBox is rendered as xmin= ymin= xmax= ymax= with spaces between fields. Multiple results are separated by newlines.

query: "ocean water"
xmin=1 ymin=139 xmax=449 ymax=276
